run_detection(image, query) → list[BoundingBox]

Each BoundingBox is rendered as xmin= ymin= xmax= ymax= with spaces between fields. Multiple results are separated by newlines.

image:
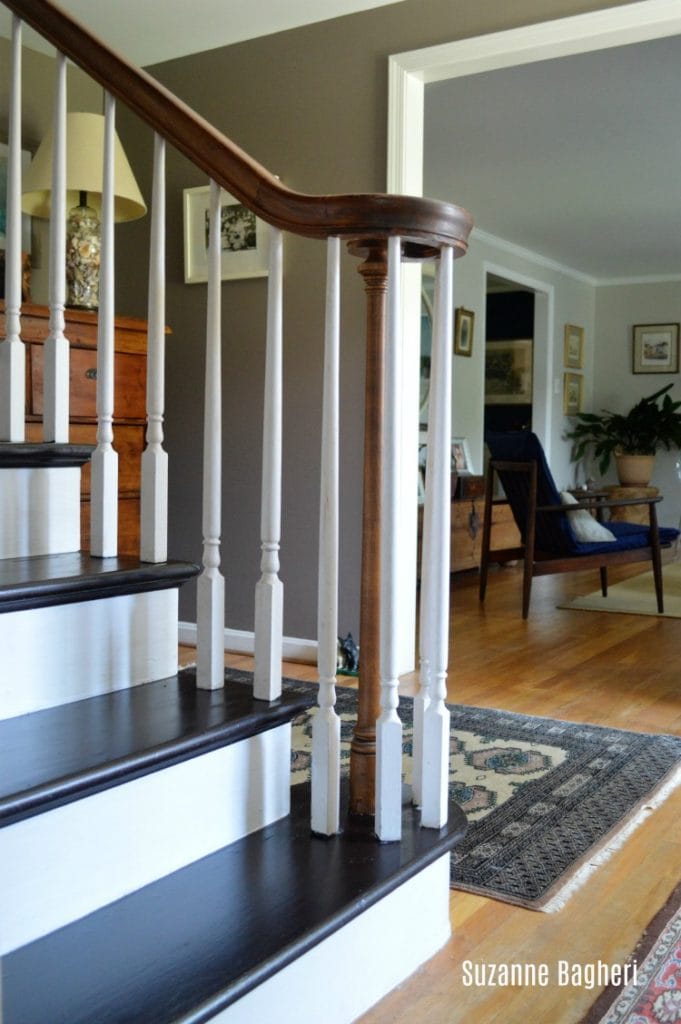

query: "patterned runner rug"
xmin=279 ymin=679 xmax=681 ymax=912
xmin=579 ymin=881 xmax=681 ymax=1023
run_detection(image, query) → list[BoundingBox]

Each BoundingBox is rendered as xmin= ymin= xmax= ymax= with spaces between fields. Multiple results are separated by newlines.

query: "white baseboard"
xmin=178 ymin=621 xmax=317 ymax=665
xmin=207 ymin=854 xmax=452 ymax=1024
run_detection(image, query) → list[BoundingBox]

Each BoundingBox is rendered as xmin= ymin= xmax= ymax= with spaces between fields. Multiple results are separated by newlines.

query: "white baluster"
xmin=43 ymin=52 xmax=69 ymax=443
xmin=0 ymin=16 xmax=25 ymax=442
xmin=141 ymin=134 xmax=168 ymax=563
xmin=376 ymin=235 xmax=403 ymax=842
xmin=197 ymin=180 xmax=225 ymax=690
xmin=90 ymin=93 xmax=118 ymax=557
xmin=311 ymin=236 xmax=342 ymax=836
xmin=420 ymin=245 xmax=454 ymax=829
xmin=254 ymin=227 xmax=284 ymax=701
xmin=412 ymin=533 xmax=433 ymax=809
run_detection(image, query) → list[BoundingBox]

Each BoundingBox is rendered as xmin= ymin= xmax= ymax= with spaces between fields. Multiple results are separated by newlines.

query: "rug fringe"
xmin=540 ymin=760 xmax=681 ymax=913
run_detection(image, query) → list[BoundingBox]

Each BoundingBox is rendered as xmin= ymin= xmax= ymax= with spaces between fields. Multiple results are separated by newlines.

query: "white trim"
xmin=179 ymin=620 xmax=318 ymax=664
xmin=596 ymin=273 xmax=681 ymax=288
xmin=390 ymin=0 xmax=681 ymax=84
xmin=473 ymin=228 xmax=596 ymax=286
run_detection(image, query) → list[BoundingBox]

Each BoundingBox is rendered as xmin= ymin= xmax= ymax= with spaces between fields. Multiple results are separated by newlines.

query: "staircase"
xmin=0 ymin=1 xmax=472 ymax=1020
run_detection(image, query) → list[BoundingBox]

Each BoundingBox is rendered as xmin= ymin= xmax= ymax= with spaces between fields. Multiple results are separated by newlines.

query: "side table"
xmin=604 ymin=484 xmax=659 ymax=525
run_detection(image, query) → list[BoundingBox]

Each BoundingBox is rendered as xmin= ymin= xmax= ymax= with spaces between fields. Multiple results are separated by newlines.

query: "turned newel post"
xmin=349 ymin=240 xmax=388 ymax=818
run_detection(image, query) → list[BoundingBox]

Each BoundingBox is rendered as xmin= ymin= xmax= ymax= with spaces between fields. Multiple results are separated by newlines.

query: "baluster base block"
xmin=253 ymin=576 xmax=283 ymax=701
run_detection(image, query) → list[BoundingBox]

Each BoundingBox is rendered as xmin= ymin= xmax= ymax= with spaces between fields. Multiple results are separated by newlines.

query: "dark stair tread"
xmin=0 ymin=669 xmax=316 ymax=826
xmin=0 ymin=442 xmax=93 ymax=468
xmin=0 ymin=552 xmax=200 ymax=613
xmin=3 ymin=782 xmax=467 ymax=1024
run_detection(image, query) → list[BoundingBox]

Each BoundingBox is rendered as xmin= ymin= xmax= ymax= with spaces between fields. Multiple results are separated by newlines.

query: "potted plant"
xmin=566 ymin=383 xmax=681 ymax=486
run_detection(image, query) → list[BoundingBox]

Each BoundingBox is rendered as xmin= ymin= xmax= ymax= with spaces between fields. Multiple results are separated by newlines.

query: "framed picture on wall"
xmin=183 ymin=184 xmax=271 ymax=283
xmin=564 ymin=324 xmax=584 ymax=368
xmin=632 ymin=323 xmax=680 ymax=374
xmin=454 ymin=307 xmax=475 ymax=356
xmin=563 ymin=372 xmax=583 ymax=415
xmin=485 ymin=339 xmax=533 ymax=404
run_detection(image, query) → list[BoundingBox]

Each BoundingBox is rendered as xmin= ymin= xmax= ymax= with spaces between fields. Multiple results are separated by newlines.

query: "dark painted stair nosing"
xmin=0 ymin=552 xmax=200 ymax=614
xmin=0 ymin=669 xmax=316 ymax=827
xmin=4 ymin=780 xmax=467 ymax=1024
xmin=0 ymin=442 xmax=94 ymax=468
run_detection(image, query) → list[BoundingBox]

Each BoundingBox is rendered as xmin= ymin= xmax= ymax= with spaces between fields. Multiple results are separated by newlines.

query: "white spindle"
xmin=311 ymin=236 xmax=342 ymax=836
xmin=197 ymin=180 xmax=225 ymax=690
xmin=412 ymin=538 xmax=433 ymax=809
xmin=0 ymin=16 xmax=25 ymax=442
xmin=141 ymin=134 xmax=168 ymax=563
xmin=376 ymin=235 xmax=403 ymax=842
xmin=43 ymin=52 xmax=69 ymax=443
xmin=254 ymin=227 xmax=284 ymax=701
xmin=420 ymin=245 xmax=454 ymax=829
xmin=90 ymin=93 xmax=118 ymax=556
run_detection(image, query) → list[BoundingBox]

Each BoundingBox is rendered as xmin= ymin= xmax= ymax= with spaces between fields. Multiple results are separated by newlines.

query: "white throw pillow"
xmin=560 ymin=491 xmax=616 ymax=543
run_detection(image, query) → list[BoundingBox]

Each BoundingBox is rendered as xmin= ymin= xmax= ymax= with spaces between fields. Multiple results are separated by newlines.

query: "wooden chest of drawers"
xmin=1 ymin=302 xmax=149 ymax=556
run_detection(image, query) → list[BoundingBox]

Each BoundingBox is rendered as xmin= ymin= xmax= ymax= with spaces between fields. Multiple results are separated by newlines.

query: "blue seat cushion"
xmin=573 ymin=520 xmax=680 ymax=556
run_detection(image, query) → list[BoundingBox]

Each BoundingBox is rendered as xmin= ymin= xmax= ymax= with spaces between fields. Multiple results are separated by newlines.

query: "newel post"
xmin=348 ymin=240 xmax=388 ymax=818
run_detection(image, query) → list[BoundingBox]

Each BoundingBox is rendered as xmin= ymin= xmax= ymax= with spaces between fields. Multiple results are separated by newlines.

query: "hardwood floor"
xmin=181 ymin=561 xmax=681 ymax=1024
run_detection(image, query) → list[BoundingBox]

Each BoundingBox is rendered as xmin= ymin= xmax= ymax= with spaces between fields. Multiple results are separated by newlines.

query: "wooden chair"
xmin=479 ymin=432 xmax=680 ymax=618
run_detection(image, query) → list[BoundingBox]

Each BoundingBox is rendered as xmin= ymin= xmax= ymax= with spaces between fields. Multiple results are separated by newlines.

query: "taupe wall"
xmin=112 ymin=0 xmax=634 ymax=639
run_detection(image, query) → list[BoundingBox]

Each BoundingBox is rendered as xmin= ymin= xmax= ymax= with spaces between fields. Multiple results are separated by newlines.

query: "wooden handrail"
xmin=7 ymin=0 xmax=473 ymax=250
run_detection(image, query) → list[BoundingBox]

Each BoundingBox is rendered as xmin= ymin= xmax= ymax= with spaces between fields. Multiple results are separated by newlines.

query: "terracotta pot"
xmin=615 ymin=453 xmax=655 ymax=486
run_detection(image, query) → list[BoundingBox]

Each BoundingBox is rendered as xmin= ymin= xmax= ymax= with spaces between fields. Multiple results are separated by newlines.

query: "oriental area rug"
xmin=560 ymin=562 xmax=681 ymax=618
xmin=579 ymin=881 xmax=681 ymax=1024
xmin=283 ymin=681 xmax=681 ymax=912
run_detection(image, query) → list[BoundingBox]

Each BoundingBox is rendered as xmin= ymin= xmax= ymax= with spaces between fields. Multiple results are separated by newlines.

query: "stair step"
xmin=0 ymin=552 xmax=200 ymax=614
xmin=0 ymin=442 xmax=93 ymax=468
xmin=2 ymin=782 xmax=467 ymax=1024
xmin=1 ymin=671 xmax=317 ymax=954
xmin=0 ymin=668 xmax=315 ymax=827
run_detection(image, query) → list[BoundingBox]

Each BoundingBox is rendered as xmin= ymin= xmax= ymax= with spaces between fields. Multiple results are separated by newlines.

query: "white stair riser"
xmin=0 ymin=467 xmax=81 ymax=558
xmin=0 ymin=589 xmax=178 ymax=720
xmin=209 ymin=854 xmax=452 ymax=1024
xmin=0 ymin=723 xmax=292 ymax=955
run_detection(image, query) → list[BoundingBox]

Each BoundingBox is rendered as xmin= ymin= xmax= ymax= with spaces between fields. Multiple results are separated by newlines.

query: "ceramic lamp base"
xmin=66 ymin=202 xmax=101 ymax=310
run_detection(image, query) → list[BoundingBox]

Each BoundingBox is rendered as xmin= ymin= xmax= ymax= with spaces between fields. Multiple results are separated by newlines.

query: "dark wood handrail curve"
xmin=7 ymin=0 xmax=473 ymax=253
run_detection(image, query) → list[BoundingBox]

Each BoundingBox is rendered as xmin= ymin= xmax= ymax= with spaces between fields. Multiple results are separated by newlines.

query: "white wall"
xmin=451 ymin=231 xmax=596 ymax=488
xmin=593 ymin=280 xmax=681 ymax=528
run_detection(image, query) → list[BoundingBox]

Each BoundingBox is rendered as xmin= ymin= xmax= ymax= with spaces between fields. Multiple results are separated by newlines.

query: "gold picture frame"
xmin=564 ymin=324 xmax=584 ymax=369
xmin=485 ymin=339 xmax=533 ymax=405
xmin=454 ymin=307 xmax=475 ymax=356
xmin=563 ymin=372 xmax=583 ymax=415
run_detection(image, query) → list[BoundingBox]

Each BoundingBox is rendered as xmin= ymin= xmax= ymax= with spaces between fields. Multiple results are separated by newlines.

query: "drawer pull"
xmin=85 ymin=367 xmax=97 ymax=380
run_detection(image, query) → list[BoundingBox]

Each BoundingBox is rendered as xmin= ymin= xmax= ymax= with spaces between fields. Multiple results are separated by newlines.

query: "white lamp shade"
xmin=21 ymin=112 xmax=147 ymax=222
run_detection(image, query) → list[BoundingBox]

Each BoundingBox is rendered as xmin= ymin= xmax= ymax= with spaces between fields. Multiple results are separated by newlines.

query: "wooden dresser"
xmin=1 ymin=301 xmax=148 ymax=556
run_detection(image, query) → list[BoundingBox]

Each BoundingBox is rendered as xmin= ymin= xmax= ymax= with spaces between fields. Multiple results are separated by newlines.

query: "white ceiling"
xmin=424 ymin=34 xmax=681 ymax=283
xmin=0 ymin=0 xmax=406 ymax=66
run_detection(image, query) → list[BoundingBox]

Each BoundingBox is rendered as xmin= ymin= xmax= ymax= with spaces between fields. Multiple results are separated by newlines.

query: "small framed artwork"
xmin=632 ymin=323 xmax=680 ymax=374
xmin=485 ymin=339 xmax=533 ymax=404
xmin=183 ymin=185 xmax=271 ymax=283
xmin=563 ymin=372 xmax=583 ymax=415
xmin=451 ymin=437 xmax=472 ymax=475
xmin=454 ymin=307 xmax=475 ymax=356
xmin=564 ymin=324 xmax=584 ymax=369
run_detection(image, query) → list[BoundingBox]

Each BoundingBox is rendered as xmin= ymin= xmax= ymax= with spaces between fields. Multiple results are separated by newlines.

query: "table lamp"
xmin=21 ymin=112 xmax=147 ymax=309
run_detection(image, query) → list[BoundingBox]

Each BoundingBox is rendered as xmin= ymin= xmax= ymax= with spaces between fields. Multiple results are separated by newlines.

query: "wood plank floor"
xmin=181 ymin=561 xmax=681 ymax=1024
